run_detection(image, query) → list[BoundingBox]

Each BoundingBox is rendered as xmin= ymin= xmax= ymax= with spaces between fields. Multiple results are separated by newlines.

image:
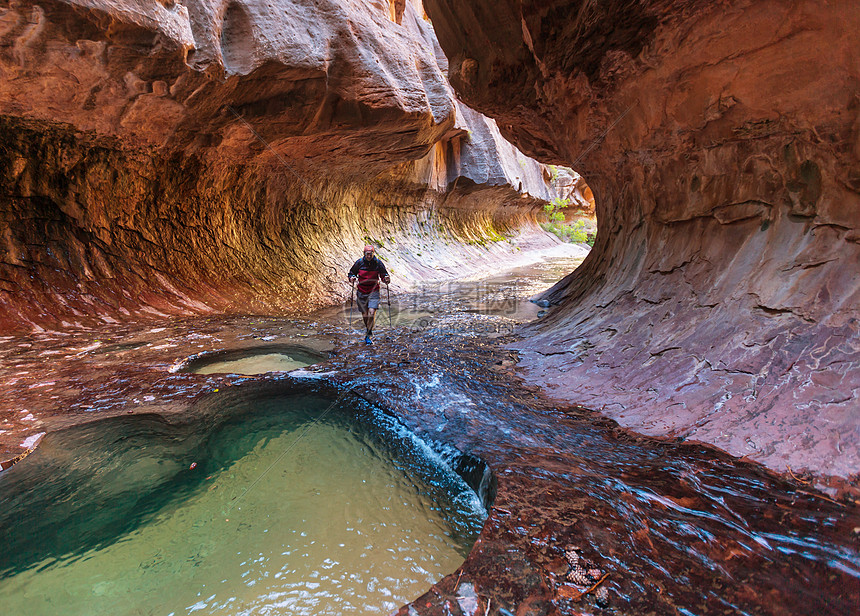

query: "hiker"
xmin=348 ymin=245 xmax=390 ymax=345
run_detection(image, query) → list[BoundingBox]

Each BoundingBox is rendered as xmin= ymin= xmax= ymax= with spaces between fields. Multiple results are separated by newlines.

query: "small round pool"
xmin=177 ymin=345 xmax=328 ymax=375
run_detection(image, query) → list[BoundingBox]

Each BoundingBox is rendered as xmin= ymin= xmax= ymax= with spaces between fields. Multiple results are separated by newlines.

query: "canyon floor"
xmin=0 ymin=248 xmax=857 ymax=615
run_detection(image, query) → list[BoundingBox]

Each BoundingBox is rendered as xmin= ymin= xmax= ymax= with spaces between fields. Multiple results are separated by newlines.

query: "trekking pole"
xmin=349 ymin=279 xmax=356 ymax=330
xmin=386 ymin=282 xmax=392 ymax=328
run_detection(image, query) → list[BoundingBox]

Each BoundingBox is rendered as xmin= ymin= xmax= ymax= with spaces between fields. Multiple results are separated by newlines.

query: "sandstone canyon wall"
xmin=425 ymin=0 xmax=859 ymax=481
xmin=0 ymin=0 xmax=558 ymax=332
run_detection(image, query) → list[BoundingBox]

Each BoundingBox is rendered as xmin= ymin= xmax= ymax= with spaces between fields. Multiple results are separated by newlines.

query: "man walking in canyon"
xmin=348 ymin=245 xmax=390 ymax=345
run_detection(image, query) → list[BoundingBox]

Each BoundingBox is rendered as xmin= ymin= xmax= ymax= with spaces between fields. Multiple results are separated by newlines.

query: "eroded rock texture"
xmin=425 ymin=0 xmax=860 ymax=479
xmin=0 ymin=0 xmax=557 ymax=332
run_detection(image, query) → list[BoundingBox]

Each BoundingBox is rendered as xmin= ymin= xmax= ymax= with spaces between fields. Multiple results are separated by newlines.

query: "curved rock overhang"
xmin=0 ymin=0 xmax=559 ymax=332
xmin=424 ymin=0 xmax=859 ymax=480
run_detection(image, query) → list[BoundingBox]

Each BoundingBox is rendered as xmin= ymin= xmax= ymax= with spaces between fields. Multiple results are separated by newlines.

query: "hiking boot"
xmin=364 ymin=334 xmax=372 ymax=345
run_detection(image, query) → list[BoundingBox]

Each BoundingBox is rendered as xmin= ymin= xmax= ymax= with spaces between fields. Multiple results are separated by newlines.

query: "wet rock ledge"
xmin=335 ymin=332 xmax=858 ymax=616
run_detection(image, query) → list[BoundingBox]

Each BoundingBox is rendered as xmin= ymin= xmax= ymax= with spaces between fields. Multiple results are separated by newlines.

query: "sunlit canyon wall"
xmin=0 ymin=0 xmax=559 ymax=332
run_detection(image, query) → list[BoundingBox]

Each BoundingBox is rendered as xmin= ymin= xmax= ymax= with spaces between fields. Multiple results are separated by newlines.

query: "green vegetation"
xmin=540 ymin=198 xmax=595 ymax=246
xmin=543 ymin=219 xmax=594 ymax=245
xmin=543 ymin=197 xmax=568 ymax=223
xmin=485 ymin=227 xmax=507 ymax=242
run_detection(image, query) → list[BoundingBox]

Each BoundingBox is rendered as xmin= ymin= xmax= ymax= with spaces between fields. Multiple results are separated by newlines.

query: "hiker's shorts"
xmin=356 ymin=289 xmax=380 ymax=313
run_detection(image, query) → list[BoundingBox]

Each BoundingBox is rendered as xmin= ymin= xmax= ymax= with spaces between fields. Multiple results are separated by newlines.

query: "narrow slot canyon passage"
xmin=0 ymin=1 xmax=858 ymax=615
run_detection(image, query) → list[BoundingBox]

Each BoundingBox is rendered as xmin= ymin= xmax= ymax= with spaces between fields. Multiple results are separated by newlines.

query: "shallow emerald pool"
xmin=0 ymin=384 xmax=486 ymax=615
xmin=192 ymin=352 xmax=312 ymax=375
xmin=179 ymin=345 xmax=328 ymax=375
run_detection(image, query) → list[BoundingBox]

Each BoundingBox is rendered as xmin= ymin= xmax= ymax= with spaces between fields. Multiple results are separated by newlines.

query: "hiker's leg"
xmin=365 ymin=290 xmax=381 ymax=335
xmin=366 ymin=308 xmax=376 ymax=334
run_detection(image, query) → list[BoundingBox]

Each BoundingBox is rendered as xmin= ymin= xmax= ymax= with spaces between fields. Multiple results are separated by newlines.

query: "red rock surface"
xmin=550 ymin=167 xmax=594 ymax=220
xmin=424 ymin=0 xmax=859 ymax=480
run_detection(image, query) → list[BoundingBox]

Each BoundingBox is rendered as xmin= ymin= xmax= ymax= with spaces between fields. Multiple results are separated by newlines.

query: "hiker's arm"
xmin=348 ymin=260 xmax=359 ymax=281
xmin=378 ymin=261 xmax=390 ymax=284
